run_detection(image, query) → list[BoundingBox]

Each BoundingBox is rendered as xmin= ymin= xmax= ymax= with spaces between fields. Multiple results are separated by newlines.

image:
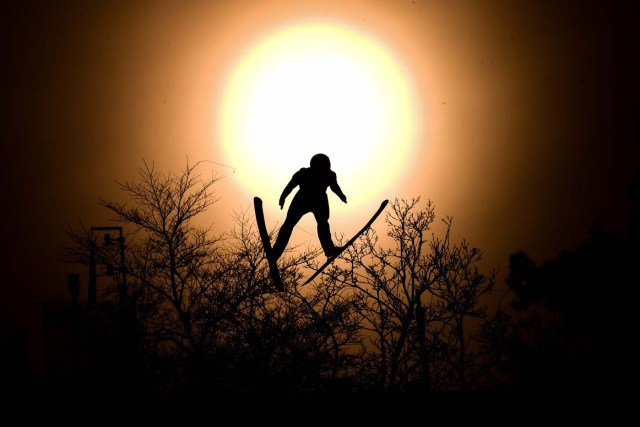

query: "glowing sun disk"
xmin=220 ymin=22 xmax=419 ymax=214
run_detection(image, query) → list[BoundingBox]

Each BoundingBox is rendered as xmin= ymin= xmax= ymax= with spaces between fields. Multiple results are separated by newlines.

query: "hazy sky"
xmin=1 ymin=1 xmax=638 ymax=371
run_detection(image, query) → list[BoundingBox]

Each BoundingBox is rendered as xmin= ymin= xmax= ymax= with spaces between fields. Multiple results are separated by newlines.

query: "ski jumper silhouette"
xmin=272 ymin=154 xmax=347 ymax=260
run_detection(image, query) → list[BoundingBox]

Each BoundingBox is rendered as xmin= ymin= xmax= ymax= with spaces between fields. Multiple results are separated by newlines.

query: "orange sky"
xmin=2 ymin=0 xmax=638 ymax=375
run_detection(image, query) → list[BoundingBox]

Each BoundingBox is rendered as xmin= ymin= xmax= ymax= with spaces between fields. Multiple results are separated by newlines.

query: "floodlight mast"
xmin=89 ymin=226 xmax=127 ymax=307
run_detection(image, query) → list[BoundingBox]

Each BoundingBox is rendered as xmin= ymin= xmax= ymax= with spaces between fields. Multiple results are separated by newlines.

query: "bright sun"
xmin=220 ymin=21 xmax=419 ymax=215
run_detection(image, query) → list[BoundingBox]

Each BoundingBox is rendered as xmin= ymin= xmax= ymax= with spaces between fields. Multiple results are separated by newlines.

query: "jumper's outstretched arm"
xmin=330 ymin=179 xmax=347 ymax=203
xmin=279 ymin=179 xmax=298 ymax=209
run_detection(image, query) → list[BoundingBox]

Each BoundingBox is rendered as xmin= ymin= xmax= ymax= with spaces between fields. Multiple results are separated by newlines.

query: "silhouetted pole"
xmin=91 ymin=226 xmax=134 ymax=386
xmin=118 ymin=230 xmax=127 ymax=306
xmin=88 ymin=241 xmax=97 ymax=308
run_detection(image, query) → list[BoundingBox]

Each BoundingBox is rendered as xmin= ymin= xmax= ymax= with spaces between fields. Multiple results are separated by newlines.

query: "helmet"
xmin=310 ymin=153 xmax=331 ymax=170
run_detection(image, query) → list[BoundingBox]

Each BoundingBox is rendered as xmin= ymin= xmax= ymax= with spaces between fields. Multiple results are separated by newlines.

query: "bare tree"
xmin=328 ymin=198 xmax=502 ymax=392
xmin=161 ymin=204 xmax=371 ymax=393
xmin=93 ymin=160 xmax=224 ymax=385
xmin=426 ymin=221 xmax=499 ymax=390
